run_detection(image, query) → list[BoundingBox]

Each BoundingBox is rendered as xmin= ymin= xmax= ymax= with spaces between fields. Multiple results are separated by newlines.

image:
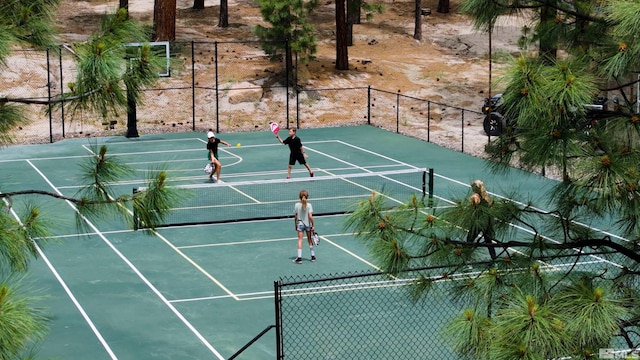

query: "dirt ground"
xmin=48 ymin=0 xmax=525 ymax=156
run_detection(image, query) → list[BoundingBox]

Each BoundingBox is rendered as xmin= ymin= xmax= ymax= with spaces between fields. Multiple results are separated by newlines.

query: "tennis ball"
xmin=236 ymin=143 xmax=241 ymax=147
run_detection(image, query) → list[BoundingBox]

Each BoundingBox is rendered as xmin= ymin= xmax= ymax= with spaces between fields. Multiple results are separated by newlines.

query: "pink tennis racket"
xmin=269 ymin=121 xmax=280 ymax=135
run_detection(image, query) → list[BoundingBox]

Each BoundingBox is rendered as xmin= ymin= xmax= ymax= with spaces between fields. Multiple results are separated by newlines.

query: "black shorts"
xmin=289 ymin=153 xmax=306 ymax=165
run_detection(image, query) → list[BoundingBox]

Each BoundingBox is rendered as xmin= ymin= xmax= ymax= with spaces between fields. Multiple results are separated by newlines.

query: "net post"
xmin=132 ymin=187 xmax=139 ymax=231
xmin=428 ymin=168 xmax=434 ymax=206
xmin=274 ymin=280 xmax=283 ymax=359
xmin=421 ymin=169 xmax=426 ymax=204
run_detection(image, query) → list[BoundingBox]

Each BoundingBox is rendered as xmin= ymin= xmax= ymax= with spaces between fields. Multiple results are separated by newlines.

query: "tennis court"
xmin=0 ymin=125 xmax=628 ymax=359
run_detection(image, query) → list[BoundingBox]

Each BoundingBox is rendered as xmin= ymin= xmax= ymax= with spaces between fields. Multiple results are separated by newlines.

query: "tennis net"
xmin=133 ymin=168 xmax=430 ymax=228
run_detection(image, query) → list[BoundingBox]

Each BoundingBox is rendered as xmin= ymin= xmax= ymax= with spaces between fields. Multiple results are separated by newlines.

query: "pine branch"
xmin=0 ymin=87 xmax=102 ymax=105
xmin=445 ymin=236 xmax=640 ymax=263
xmin=0 ymin=189 xmax=122 ymax=206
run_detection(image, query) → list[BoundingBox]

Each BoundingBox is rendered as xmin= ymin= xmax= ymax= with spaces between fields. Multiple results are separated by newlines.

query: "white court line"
xmin=87 ymin=137 xmax=202 ymax=146
xmin=228 ymin=257 xmax=621 ymax=302
xmin=148 ymin=194 xmax=372 ymax=214
xmin=430 ymin=172 xmax=626 ymax=268
xmin=53 ymin=139 xmax=407 ymax=191
xmin=433 ymin=172 xmax=631 ymax=243
xmin=52 ymin=140 xmax=382 ymax=190
xmin=119 ymin=138 xmax=626 ymax=299
xmin=32 ymin=137 xmax=621 ymax=307
xmin=335 ymin=145 xmax=626 ymax=269
xmin=225 ymin=184 xmax=261 ymax=203
xmin=332 ymin=140 xmax=454 ymax=204
xmin=127 ymin=155 xmax=242 ymax=169
xmin=0 ymin=153 xmax=93 ymax=162
xmin=148 ymin=231 xmax=240 ymax=301
xmin=0 ymin=138 xmax=332 ymax=163
xmin=322 ymin=235 xmax=382 ymax=271
xmin=80 ymin=142 xmax=244 ymax=172
xmin=178 ymin=237 xmax=292 ymax=249
xmin=2 ymin=198 xmax=117 ymax=360
xmin=170 ymin=289 xmax=277 ymax=303
xmin=304 ymin=144 xmax=427 ymax=206
xmin=170 ymin=233 xmax=383 ymax=303
xmin=26 ymin=160 xmax=226 ymax=360
xmin=54 ymin=163 xmax=409 ymax=191
xmin=20 ymin=163 xmax=115 ymax=359
xmin=81 ymin=144 xmax=204 ymax=157
xmin=307 ymin=142 xmax=598 ymax=268
xmin=81 ymin=137 xmax=623 ymax=271
xmin=335 ymin=140 xmax=421 ymax=169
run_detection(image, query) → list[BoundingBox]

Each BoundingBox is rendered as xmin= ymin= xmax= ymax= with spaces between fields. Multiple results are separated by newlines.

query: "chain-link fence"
xmin=1 ymin=49 xmax=54 ymax=143
xmin=295 ymin=86 xmax=369 ymax=129
xmin=1 ymin=41 xmax=487 ymax=153
xmin=368 ymin=88 xmax=485 ymax=152
xmin=274 ymin=268 xmax=460 ymax=359
xmin=270 ymin=252 xmax=635 ymax=359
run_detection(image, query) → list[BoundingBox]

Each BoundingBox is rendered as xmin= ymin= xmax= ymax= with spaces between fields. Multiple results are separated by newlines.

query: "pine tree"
xmin=254 ymin=0 xmax=319 ymax=79
xmin=346 ymin=2 xmax=640 ymax=357
xmin=0 ymin=2 xmax=180 ymax=357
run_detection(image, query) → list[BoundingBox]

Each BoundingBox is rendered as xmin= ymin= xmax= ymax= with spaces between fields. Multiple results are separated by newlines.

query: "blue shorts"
xmin=297 ymin=222 xmax=312 ymax=232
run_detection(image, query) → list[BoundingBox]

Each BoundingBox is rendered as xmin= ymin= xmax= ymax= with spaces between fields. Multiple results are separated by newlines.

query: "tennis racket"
xmin=269 ymin=121 xmax=280 ymax=135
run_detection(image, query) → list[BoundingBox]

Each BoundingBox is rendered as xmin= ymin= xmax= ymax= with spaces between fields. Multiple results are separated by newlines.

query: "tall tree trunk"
xmin=436 ymin=0 xmax=449 ymax=13
xmin=335 ymin=0 xmax=349 ymax=70
xmin=125 ymin=83 xmax=139 ymax=138
xmin=193 ymin=0 xmax=205 ymax=9
xmin=153 ymin=0 xmax=177 ymax=41
xmin=347 ymin=21 xmax=353 ymax=47
xmin=218 ymin=0 xmax=228 ymax=27
xmin=348 ymin=0 xmax=361 ymax=25
xmin=346 ymin=0 xmax=358 ymax=46
xmin=119 ymin=0 xmax=129 ymax=11
xmin=354 ymin=1 xmax=361 ymax=24
xmin=413 ymin=0 xmax=422 ymax=40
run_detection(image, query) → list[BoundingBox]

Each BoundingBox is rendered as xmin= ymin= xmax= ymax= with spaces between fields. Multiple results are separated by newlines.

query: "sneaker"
xmin=292 ymin=257 xmax=302 ymax=264
xmin=311 ymin=256 xmax=316 ymax=262
xmin=286 ymin=176 xmax=290 ymax=180
xmin=309 ymin=172 xmax=314 ymax=177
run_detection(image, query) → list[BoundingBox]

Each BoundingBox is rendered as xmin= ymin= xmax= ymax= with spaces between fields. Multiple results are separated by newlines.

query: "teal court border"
xmin=0 ymin=125 xmax=629 ymax=359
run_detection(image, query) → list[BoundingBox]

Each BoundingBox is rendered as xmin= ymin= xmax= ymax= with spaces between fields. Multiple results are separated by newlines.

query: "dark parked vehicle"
xmin=481 ymin=94 xmax=611 ymax=136
xmin=481 ymin=94 xmax=507 ymax=136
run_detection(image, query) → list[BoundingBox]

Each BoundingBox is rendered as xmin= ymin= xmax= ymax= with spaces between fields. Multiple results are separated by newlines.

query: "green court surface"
xmin=0 ymin=125 xmax=624 ymax=359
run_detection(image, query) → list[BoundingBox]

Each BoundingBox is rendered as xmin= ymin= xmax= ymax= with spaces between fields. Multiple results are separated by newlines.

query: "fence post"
xmin=214 ymin=41 xmax=220 ymax=133
xmin=427 ymin=101 xmax=431 ymax=143
xmin=190 ymin=41 xmax=196 ymax=131
xmin=396 ymin=91 xmax=400 ymax=133
xmin=428 ymin=168 xmax=434 ymax=206
xmin=274 ymin=281 xmax=283 ymax=359
xmin=461 ymin=109 xmax=465 ymax=152
xmin=58 ymin=47 xmax=65 ymax=139
xmin=367 ymin=86 xmax=371 ymax=125
xmin=46 ymin=48 xmax=53 ymax=143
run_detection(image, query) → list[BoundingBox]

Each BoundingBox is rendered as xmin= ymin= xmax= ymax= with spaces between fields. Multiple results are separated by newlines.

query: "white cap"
xmin=207 ymin=131 xmax=215 ymax=138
